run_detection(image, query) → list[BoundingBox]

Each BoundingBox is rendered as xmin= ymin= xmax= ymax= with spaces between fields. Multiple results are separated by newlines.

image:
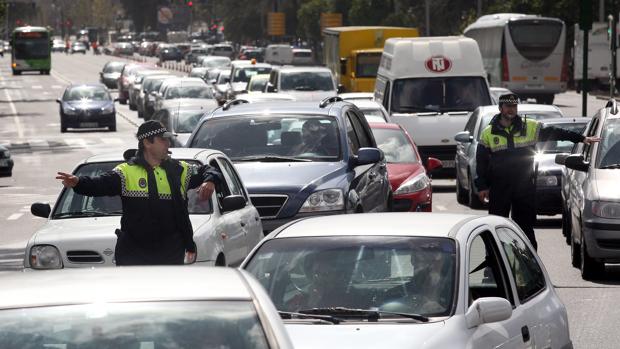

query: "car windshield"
xmin=248 ymin=76 xmax=269 ymax=91
xmin=217 ymin=72 xmax=231 ymax=84
xmin=103 ymin=63 xmax=124 ymax=74
xmin=165 ymin=85 xmax=213 ymax=99
xmin=52 ymin=162 xmax=212 ymax=218
xmin=233 ymin=67 xmax=272 ymax=83
xmin=0 ymin=301 xmax=269 ymax=349
xmin=245 ymin=236 xmax=457 ymax=318
xmin=596 ymin=118 xmax=620 ymax=168
xmin=477 ymin=110 xmax=564 ymax=140
xmin=392 ymin=77 xmax=491 ymax=113
xmin=175 ymin=111 xmax=204 ymax=133
xmin=372 ymin=128 xmax=418 ymax=163
xmin=63 ymin=86 xmax=111 ymax=101
xmin=204 ymin=58 xmax=230 ymax=68
xmin=280 ymin=71 xmax=335 ymax=91
xmin=190 ymin=69 xmax=207 ymax=77
xmin=190 ymin=115 xmax=341 ymax=161
xmin=146 ymin=78 xmax=169 ymax=93
xmin=14 ymin=38 xmax=50 ymax=59
xmin=360 ymin=108 xmax=388 ymax=123
xmin=537 ymin=123 xmax=588 ymax=153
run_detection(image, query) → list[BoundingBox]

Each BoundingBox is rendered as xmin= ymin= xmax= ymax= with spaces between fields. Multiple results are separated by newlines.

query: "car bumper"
xmin=583 ymin=218 xmax=620 ymax=262
xmin=62 ymin=113 xmax=116 ymax=128
xmin=393 ymin=189 xmax=432 ymax=212
xmin=261 ymin=210 xmax=344 ymax=232
xmin=535 ymin=186 xmax=562 ymax=215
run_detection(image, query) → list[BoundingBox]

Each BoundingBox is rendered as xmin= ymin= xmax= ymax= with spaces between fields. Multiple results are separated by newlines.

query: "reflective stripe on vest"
xmin=114 ymin=161 xmax=191 ymax=200
xmin=480 ymin=118 xmax=541 ymax=152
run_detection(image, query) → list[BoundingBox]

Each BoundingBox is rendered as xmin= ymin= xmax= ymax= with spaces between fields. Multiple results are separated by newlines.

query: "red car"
xmin=370 ymin=123 xmax=442 ymax=212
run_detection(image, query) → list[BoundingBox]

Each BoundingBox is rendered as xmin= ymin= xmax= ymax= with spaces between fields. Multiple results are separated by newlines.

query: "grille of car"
xmin=417 ymin=145 xmax=457 ymax=161
xmin=67 ymin=250 xmax=104 ymax=263
xmin=249 ymin=195 xmax=288 ymax=219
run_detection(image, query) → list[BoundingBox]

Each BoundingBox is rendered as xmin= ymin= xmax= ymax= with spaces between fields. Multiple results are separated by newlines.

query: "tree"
xmin=297 ymin=0 xmax=333 ymax=43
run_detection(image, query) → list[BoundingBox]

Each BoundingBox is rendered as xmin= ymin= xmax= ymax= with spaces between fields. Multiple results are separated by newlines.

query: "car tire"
xmin=580 ymin=231 xmax=604 ymax=280
xmin=456 ymin=173 xmax=468 ymax=205
xmin=570 ymin=225 xmax=580 ymax=268
xmin=468 ymin=177 xmax=484 ymax=210
xmin=561 ymin=205 xmax=571 ymax=245
xmin=60 ymin=121 xmax=67 ymax=133
xmin=129 ymin=103 xmax=136 ymax=111
xmin=119 ymin=98 xmax=127 ymax=105
xmin=137 ymin=110 xmax=144 ymax=119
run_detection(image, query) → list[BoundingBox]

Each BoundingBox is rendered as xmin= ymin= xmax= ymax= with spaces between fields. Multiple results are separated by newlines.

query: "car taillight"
xmin=561 ymin=54 xmax=569 ymax=82
xmin=502 ymin=54 xmax=510 ymax=82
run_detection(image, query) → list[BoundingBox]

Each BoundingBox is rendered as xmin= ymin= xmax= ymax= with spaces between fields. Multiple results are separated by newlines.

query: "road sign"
xmin=320 ymin=13 xmax=343 ymax=31
xmin=267 ymin=12 xmax=285 ymax=36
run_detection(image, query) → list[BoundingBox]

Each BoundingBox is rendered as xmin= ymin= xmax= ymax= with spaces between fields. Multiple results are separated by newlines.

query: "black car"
xmin=187 ymin=97 xmax=392 ymax=233
xmin=57 ymin=84 xmax=117 ymax=132
xmin=159 ymin=46 xmax=183 ymax=62
xmin=0 ymin=145 xmax=14 ymax=177
xmin=99 ymin=61 xmax=126 ymax=89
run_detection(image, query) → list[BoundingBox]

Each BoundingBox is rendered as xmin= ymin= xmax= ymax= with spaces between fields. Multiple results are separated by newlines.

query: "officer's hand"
xmin=56 ymin=172 xmax=79 ymax=188
xmin=478 ymin=190 xmax=490 ymax=204
xmin=184 ymin=251 xmax=197 ymax=264
xmin=584 ymin=136 xmax=602 ymax=145
xmin=197 ymin=181 xmax=215 ymax=201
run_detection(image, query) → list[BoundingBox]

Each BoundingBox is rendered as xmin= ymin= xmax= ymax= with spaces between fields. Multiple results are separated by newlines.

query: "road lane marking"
xmin=101 ymin=137 xmax=124 ymax=144
xmin=51 ymin=85 xmax=63 ymax=89
xmin=7 ymin=213 xmax=23 ymax=221
xmin=1 ymin=78 xmax=24 ymax=138
xmin=436 ymin=205 xmax=447 ymax=211
xmin=31 ymin=85 xmax=42 ymax=89
xmin=65 ymin=138 xmax=88 ymax=147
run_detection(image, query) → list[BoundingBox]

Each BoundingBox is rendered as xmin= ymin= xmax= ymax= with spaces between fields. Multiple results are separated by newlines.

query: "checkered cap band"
xmin=137 ymin=127 xmax=168 ymax=140
xmin=499 ymin=94 xmax=519 ymax=105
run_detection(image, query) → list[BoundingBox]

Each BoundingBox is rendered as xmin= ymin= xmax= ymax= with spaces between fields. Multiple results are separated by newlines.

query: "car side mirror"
xmin=564 ymin=154 xmax=589 ymax=172
xmin=465 ymin=297 xmax=512 ymax=329
xmin=337 ymin=84 xmax=345 ymax=94
xmin=353 ymin=147 xmax=382 ymax=167
xmin=266 ymin=83 xmax=277 ymax=93
xmin=426 ymin=157 xmax=443 ymax=173
xmin=455 ymin=131 xmax=473 ymax=143
xmin=222 ymin=195 xmax=246 ymax=212
xmin=55 ymin=98 xmax=61 ymax=104
xmin=554 ymin=153 xmax=569 ymax=165
xmin=31 ymin=202 xmax=51 ymax=218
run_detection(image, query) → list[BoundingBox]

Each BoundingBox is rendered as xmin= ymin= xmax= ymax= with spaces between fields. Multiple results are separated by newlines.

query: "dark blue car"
xmin=56 ymin=84 xmax=117 ymax=133
xmin=186 ymin=98 xmax=392 ymax=232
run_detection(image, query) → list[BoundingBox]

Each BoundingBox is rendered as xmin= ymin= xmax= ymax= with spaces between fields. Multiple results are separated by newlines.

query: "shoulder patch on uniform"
xmin=493 ymin=137 xmax=499 ymax=145
xmin=138 ymin=178 xmax=147 ymax=188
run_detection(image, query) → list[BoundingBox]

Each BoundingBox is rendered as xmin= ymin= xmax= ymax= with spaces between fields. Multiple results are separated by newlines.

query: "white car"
xmin=242 ymin=213 xmax=572 ymax=349
xmin=0 ymin=267 xmax=293 ymax=348
xmin=346 ymin=99 xmax=391 ymax=123
xmin=27 ymin=148 xmax=263 ymax=269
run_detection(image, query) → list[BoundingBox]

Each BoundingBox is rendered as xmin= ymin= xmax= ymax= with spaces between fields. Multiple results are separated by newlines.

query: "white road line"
xmin=1 ymin=78 xmax=24 ymax=138
xmin=436 ymin=205 xmax=447 ymax=211
xmin=28 ymin=139 xmax=50 ymax=149
xmin=65 ymin=138 xmax=88 ymax=147
xmin=31 ymin=85 xmax=43 ymax=89
xmin=7 ymin=213 xmax=24 ymax=221
xmin=51 ymin=85 xmax=63 ymax=89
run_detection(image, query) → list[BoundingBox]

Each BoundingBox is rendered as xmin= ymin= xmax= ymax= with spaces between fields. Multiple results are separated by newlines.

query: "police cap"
xmin=136 ymin=120 xmax=175 ymax=140
xmin=498 ymin=93 xmax=519 ymax=106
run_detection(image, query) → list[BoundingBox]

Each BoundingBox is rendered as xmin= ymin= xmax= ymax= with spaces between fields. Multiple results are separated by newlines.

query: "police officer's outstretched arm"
xmin=538 ymin=122 xmax=600 ymax=144
xmin=56 ymin=170 xmax=121 ymax=197
xmin=187 ymin=164 xmax=224 ymax=201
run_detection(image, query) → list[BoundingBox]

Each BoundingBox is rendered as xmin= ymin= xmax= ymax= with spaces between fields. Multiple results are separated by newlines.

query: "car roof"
xmin=210 ymin=100 xmax=347 ymax=118
xmin=81 ymin=148 xmax=222 ymax=163
xmin=349 ymin=99 xmax=382 ymax=109
xmin=272 ymin=213 xmax=481 ymax=239
xmin=476 ymin=103 xmax=562 ymax=114
xmin=274 ymin=66 xmax=331 ymax=73
xmin=0 ymin=267 xmax=253 ymax=309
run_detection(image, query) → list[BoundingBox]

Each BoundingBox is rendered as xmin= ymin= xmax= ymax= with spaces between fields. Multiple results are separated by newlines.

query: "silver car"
xmin=0 ymin=267 xmax=293 ymax=349
xmin=27 ymin=148 xmax=263 ymax=269
xmin=559 ymin=100 xmax=620 ymax=279
xmin=241 ymin=213 xmax=571 ymax=349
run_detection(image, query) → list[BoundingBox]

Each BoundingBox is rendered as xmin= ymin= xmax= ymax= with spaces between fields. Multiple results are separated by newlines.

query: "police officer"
xmin=475 ymin=94 xmax=600 ymax=249
xmin=56 ymin=121 xmax=222 ymax=265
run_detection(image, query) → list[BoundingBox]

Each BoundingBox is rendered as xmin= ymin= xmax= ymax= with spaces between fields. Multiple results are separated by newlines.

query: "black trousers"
xmin=114 ymin=229 xmax=185 ymax=266
xmin=488 ymin=182 xmax=537 ymax=250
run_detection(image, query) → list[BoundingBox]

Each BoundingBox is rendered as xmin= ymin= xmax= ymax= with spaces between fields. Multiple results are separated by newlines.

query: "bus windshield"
xmin=508 ymin=20 xmax=563 ymax=61
xmin=14 ymin=38 xmax=49 ymax=59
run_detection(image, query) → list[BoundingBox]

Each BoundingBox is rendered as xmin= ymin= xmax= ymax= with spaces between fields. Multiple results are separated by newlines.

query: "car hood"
xmin=592 ymin=169 xmax=620 ymax=200
xmin=231 ymin=82 xmax=247 ymax=92
xmin=285 ymin=321 xmax=445 ymax=349
xmin=64 ymin=100 xmax=113 ymax=109
xmin=281 ymin=90 xmax=337 ymax=101
xmin=387 ymin=163 xmax=425 ymax=191
xmin=234 ymin=161 xmax=346 ymax=194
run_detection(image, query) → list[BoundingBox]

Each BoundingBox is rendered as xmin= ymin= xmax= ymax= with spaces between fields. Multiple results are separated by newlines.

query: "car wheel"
xmin=129 ymin=103 xmax=136 ymax=111
xmin=570 ymin=224 xmax=580 ymax=268
xmin=561 ymin=205 xmax=571 ymax=245
xmin=580 ymin=231 xmax=604 ymax=280
xmin=60 ymin=120 xmax=67 ymax=133
xmin=468 ymin=177 xmax=484 ymax=209
xmin=215 ymin=253 xmax=226 ymax=267
xmin=138 ymin=110 xmax=144 ymax=119
xmin=456 ymin=172 xmax=468 ymax=205
xmin=119 ymin=98 xmax=127 ymax=105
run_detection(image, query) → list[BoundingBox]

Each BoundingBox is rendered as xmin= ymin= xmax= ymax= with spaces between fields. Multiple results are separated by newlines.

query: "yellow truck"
xmin=323 ymin=26 xmax=419 ymax=92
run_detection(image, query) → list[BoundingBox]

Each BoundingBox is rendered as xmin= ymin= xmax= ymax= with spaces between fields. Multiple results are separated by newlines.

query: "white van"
xmin=374 ymin=36 xmax=492 ymax=174
xmin=265 ymin=44 xmax=293 ymax=65
xmin=291 ymin=48 xmax=314 ymax=65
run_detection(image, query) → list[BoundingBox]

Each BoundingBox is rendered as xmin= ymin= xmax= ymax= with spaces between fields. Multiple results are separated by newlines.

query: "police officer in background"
xmin=475 ymin=94 xmax=600 ymax=249
xmin=56 ymin=121 xmax=222 ymax=265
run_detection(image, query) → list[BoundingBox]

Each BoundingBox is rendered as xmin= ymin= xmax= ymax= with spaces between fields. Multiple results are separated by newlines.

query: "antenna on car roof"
xmin=319 ymin=96 xmax=343 ymax=108
xmin=606 ymin=99 xmax=618 ymax=115
xmin=222 ymin=99 xmax=249 ymax=111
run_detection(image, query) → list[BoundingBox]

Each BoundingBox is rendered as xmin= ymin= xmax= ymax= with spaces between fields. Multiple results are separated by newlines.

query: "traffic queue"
xmin=6 ymin=12 xmax=619 ymax=349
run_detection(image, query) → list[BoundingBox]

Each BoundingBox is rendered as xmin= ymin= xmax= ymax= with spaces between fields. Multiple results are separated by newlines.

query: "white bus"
xmin=464 ymin=13 xmax=567 ymax=104
xmin=573 ymin=22 xmax=620 ymax=91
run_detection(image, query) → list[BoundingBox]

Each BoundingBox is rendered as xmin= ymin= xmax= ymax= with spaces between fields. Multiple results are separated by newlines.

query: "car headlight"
xmin=299 ymin=189 xmax=344 ymax=213
xmin=591 ymin=201 xmax=620 ymax=219
xmin=536 ymin=175 xmax=558 ymax=187
xmin=394 ymin=173 xmax=430 ymax=195
xmin=101 ymin=104 xmax=115 ymax=113
xmin=63 ymin=106 xmax=77 ymax=115
xmin=29 ymin=245 xmax=63 ymax=269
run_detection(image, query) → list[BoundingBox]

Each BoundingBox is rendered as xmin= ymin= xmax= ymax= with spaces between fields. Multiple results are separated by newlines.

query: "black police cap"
xmin=136 ymin=120 xmax=175 ymax=141
xmin=498 ymin=93 xmax=519 ymax=106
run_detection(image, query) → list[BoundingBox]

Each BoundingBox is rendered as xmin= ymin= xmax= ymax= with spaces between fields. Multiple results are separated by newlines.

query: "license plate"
xmin=79 ymin=122 xmax=98 ymax=128
xmin=0 ymin=159 xmax=8 ymax=166
xmin=441 ymin=160 xmax=455 ymax=168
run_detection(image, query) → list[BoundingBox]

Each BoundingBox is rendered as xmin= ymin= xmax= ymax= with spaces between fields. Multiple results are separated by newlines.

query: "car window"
xmin=348 ymin=111 xmax=373 ymax=148
xmin=496 ymin=227 xmax=546 ymax=303
xmin=372 ymin=128 xmax=418 ymax=163
xmin=245 ymin=236 xmax=457 ymax=317
xmin=596 ymin=118 xmax=620 ymax=168
xmin=464 ymin=109 xmax=479 ymax=134
xmin=383 ymin=80 xmax=391 ymax=110
xmin=216 ymin=157 xmax=246 ymax=199
xmin=468 ymin=231 xmax=514 ymax=306
xmin=537 ymin=123 xmax=588 ymax=154
xmin=64 ymin=86 xmax=111 ymax=101
xmin=208 ymin=159 xmax=233 ymax=210
xmin=583 ymin=117 xmax=599 ymax=162
xmin=345 ymin=114 xmax=361 ymax=155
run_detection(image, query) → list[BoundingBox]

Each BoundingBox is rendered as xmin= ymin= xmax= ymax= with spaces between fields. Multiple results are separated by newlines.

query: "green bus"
xmin=11 ymin=26 xmax=51 ymax=75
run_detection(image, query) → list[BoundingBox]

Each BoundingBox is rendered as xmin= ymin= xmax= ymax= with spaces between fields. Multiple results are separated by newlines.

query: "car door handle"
xmin=368 ymin=172 xmax=377 ymax=180
xmin=521 ymin=325 xmax=530 ymax=342
xmin=240 ymin=221 xmax=246 ymax=227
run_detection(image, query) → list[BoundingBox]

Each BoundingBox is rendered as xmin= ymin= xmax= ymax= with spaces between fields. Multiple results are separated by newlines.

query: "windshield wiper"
xmin=233 ymin=155 xmax=311 ymax=162
xmin=298 ymin=307 xmax=429 ymax=322
xmin=278 ymin=311 xmax=340 ymax=324
xmin=53 ymin=211 xmax=121 ymax=218
xmin=600 ymin=163 xmax=620 ymax=169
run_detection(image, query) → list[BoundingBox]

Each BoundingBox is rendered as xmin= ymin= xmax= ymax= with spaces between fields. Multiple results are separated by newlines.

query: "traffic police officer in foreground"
xmin=475 ymin=94 xmax=600 ymax=249
xmin=56 ymin=121 xmax=222 ymax=265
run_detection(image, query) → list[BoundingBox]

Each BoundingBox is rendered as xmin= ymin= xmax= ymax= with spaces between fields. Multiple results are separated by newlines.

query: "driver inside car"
xmin=292 ymin=119 xmax=338 ymax=157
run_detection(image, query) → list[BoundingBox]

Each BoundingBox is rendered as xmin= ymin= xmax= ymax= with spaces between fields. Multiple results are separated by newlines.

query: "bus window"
xmin=508 ymin=20 xmax=563 ymax=61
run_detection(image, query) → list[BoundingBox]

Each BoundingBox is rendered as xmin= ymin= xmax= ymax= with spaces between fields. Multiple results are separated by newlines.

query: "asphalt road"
xmin=0 ymin=52 xmax=616 ymax=348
